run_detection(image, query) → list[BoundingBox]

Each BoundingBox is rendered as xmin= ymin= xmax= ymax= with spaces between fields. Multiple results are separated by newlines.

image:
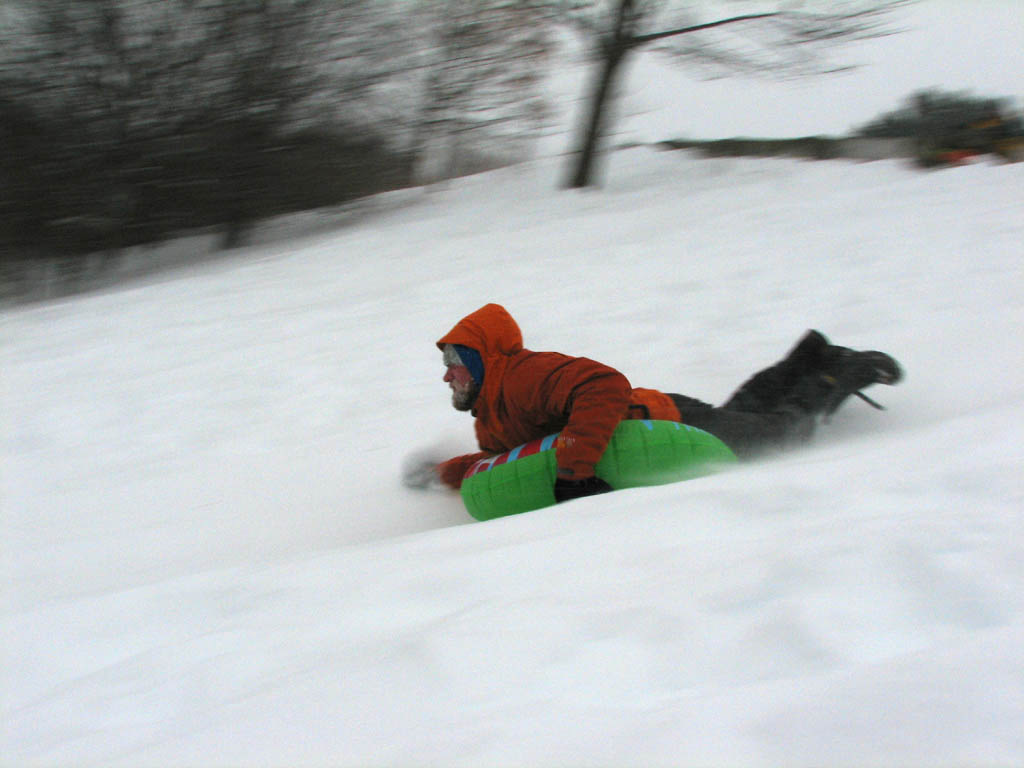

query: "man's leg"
xmin=722 ymin=330 xmax=902 ymax=418
xmin=666 ymin=330 xmax=827 ymax=458
xmin=667 ymin=394 xmax=810 ymax=459
xmin=721 ymin=330 xmax=829 ymax=414
xmin=668 ymin=330 xmax=902 ymax=459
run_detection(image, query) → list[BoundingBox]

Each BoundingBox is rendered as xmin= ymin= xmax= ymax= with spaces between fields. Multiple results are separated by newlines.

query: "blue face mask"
xmin=442 ymin=343 xmax=484 ymax=386
xmin=453 ymin=344 xmax=484 ymax=386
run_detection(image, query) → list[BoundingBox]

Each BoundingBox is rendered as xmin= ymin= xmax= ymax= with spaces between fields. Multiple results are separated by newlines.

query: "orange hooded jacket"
xmin=436 ymin=303 xmax=680 ymax=489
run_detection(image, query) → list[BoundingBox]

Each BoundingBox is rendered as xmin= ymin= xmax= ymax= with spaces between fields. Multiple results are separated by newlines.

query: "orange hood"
xmin=436 ymin=303 xmax=523 ymax=362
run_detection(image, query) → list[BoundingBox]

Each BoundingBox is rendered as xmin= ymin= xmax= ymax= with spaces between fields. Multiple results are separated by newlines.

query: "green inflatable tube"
xmin=460 ymin=419 xmax=737 ymax=520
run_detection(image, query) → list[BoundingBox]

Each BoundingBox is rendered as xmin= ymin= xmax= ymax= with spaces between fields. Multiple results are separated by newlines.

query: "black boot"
xmin=816 ymin=345 xmax=903 ymax=416
xmin=779 ymin=344 xmax=902 ymax=421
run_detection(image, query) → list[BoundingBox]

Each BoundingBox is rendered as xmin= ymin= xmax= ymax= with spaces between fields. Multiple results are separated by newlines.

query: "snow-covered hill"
xmin=4 ymin=149 xmax=1023 ymax=766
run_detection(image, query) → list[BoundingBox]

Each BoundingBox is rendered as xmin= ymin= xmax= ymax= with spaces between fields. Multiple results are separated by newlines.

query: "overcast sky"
xmin=619 ymin=0 xmax=1024 ymax=139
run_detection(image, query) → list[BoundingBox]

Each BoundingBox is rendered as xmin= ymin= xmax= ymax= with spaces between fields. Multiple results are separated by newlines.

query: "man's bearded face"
xmin=444 ymin=363 xmax=479 ymax=411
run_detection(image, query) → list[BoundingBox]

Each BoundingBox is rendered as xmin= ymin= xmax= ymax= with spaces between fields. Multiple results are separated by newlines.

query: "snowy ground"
xmin=3 ymin=149 xmax=1023 ymax=766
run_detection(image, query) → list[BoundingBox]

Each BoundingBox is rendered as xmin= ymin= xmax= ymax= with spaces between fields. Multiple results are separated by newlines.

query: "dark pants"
xmin=665 ymin=394 xmax=808 ymax=459
xmin=666 ymin=334 xmax=825 ymax=459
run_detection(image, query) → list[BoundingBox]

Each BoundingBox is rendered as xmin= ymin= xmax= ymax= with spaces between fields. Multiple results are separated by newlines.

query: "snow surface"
xmin=3 ymin=149 xmax=1023 ymax=766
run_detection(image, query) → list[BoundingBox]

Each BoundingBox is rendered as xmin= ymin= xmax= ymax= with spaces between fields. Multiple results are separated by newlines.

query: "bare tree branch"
xmin=630 ymin=12 xmax=778 ymax=47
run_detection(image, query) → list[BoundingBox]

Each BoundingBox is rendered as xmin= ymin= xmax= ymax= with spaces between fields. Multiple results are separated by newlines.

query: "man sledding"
xmin=406 ymin=303 xmax=902 ymax=503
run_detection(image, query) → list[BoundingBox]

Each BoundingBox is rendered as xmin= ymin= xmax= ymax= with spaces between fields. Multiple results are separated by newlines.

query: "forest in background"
xmin=2 ymin=0 xmax=1019 ymax=300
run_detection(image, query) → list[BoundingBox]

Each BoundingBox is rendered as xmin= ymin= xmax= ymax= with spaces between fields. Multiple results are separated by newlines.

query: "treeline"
xmin=856 ymin=89 xmax=1024 ymax=166
xmin=657 ymin=136 xmax=849 ymax=160
xmin=2 ymin=0 xmax=1017 ymax=299
xmin=0 ymin=0 xmax=550 ymax=292
xmin=657 ymin=89 xmax=1024 ymax=166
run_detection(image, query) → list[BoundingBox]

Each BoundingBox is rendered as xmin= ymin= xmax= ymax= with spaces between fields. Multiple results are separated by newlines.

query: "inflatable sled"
xmin=461 ymin=420 xmax=737 ymax=521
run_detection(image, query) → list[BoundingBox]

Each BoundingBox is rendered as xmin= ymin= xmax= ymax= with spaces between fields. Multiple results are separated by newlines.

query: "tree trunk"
xmin=561 ymin=5 xmax=784 ymax=190
xmin=564 ymin=44 xmax=628 ymax=189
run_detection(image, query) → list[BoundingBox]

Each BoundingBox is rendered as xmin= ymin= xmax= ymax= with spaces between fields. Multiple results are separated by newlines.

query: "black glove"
xmin=554 ymin=475 xmax=614 ymax=503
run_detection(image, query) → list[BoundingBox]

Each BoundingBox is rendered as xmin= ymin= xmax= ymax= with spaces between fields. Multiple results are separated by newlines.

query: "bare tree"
xmin=0 ymin=0 xmax=402 ymax=258
xmin=557 ymin=0 xmax=912 ymax=188
xmin=401 ymin=0 xmax=553 ymax=184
